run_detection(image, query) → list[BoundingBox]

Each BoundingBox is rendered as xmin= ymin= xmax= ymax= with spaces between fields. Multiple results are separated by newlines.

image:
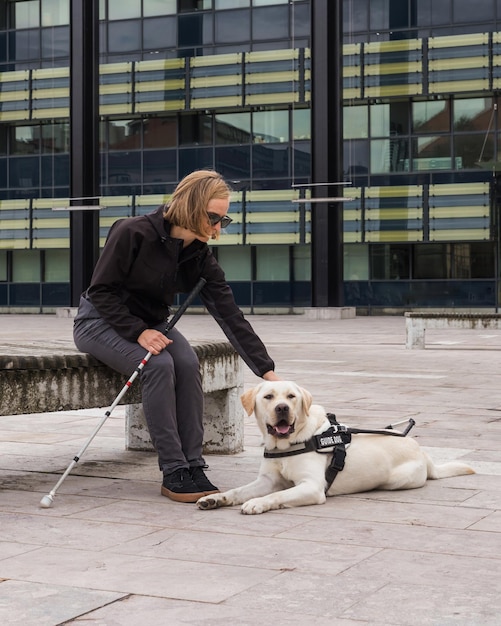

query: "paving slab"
xmin=1 ymin=312 xmax=500 ymax=625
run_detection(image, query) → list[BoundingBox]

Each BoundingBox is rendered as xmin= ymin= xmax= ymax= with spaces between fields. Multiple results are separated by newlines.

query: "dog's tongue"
xmin=275 ymin=421 xmax=290 ymax=434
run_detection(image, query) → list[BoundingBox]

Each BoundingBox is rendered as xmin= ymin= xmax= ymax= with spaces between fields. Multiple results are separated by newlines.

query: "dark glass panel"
xmin=143 ymin=118 xmax=177 ymax=148
xmin=9 ymin=156 xmax=39 ymax=188
xmin=252 ymin=6 xmax=288 ymax=40
xmin=8 ymin=29 xmax=40 ymax=61
xmin=143 ymin=16 xmax=176 ymax=50
xmin=41 ymin=25 xmax=69 ymax=59
xmin=178 ymin=147 xmax=213 ymax=178
xmin=107 ymin=151 xmax=141 ymax=193
xmin=252 ymin=143 xmax=289 ymax=178
xmin=41 ymin=153 xmax=69 ymax=187
xmin=179 ymin=113 xmax=212 ymax=145
xmin=108 ymin=20 xmax=141 ymax=53
xmin=214 ymin=9 xmax=250 ymax=43
xmin=215 ymin=145 xmax=250 ymax=180
xmin=143 ymin=149 xmax=177 ymax=187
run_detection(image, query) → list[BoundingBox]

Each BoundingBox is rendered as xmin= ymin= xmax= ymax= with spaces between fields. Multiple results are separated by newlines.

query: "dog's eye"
xmin=287 ymin=394 xmax=296 ymax=399
xmin=263 ymin=394 xmax=273 ymax=400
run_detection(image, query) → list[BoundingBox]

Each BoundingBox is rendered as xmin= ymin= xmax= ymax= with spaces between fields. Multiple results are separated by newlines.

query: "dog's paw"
xmin=197 ymin=495 xmax=220 ymax=510
xmin=241 ymin=498 xmax=270 ymax=515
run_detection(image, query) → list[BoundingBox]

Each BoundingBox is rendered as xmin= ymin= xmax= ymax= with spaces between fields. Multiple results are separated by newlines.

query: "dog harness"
xmin=263 ymin=414 xmax=416 ymax=493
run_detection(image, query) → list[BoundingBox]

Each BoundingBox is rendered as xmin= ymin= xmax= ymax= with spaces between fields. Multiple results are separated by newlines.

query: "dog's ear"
xmin=241 ymin=386 xmax=259 ymax=416
xmin=296 ymin=385 xmax=313 ymax=415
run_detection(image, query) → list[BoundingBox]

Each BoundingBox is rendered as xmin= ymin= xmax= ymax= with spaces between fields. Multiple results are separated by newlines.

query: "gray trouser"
xmin=73 ymin=313 xmax=205 ymax=475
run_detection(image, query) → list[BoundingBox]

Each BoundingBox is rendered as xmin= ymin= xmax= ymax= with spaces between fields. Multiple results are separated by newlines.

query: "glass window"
xmin=453 ymin=0 xmax=493 ymax=22
xmin=369 ymin=0 xmax=390 ymax=31
xmin=179 ymin=113 xmax=212 ymax=145
xmin=41 ymin=0 xmax=69 ymax=26
xmin=292 ymin=141 xmax=310 ymax=178
xmin=14 ymin=0 xmax=39 ymax=28
xmin=9 ymin=29 xmax=40 ymax=61
xmin=252 ymin=6 xmax=289 ymax=40
xmin=12 ymin=249 xmax=40 ymax=282
xmin=416 ymin=0 xmax=452 ymax=26
xmin=456 ymin=133 xmax=494 ymax=169
xmin=0 ymin=127 xmax=7 ymax=155
xmin=292 ymin=108 xmax=310 ymax=141
xmin=344 ymin=244 xmax=369 ymax=280
xmin=215 ymin=112 xmax=251 ymax=144
xmin=344 ymin=106 xmax=368 ymax=139
xmin=41 ymin=153 xmax=69 ymax=187
xmin=144 ymin=0 xmax=177 ymax=16
xmin=179 ymin=13 xmax=207 ymax=47
xmin=253 ymin=110 xmax=289 ymax=143
xmin=292 ymin=2 xmax=309 ymax=37
xmin=256 ymin=245 xmax=289 ymax=280
xmin=41 ymin=25 xmax=69 ymax=58
xmin=108 ymin=20 xmax=141 ymax=53
xmin=412 ymin=136 xmax=451 ymax=170
xmin=0 ymin=250 xmax=7 ymax=281
xmin=179 ymin=0 xmax=213 ymax=10
xmin=215 ymin=145 xmax=250 ymax=180
xmin=254 ymin=0 xmax=288 ymax=5
xmin=10 ymin=156 xmax=40 ymax=188
xmin=215 ymin=0 xmax=249 ymax=7
xmin=293 ymin=244 xmax=311 ymax=281
xmin=143 ymin=149 xmax=177 ymax=186
xmin=413 ymin=100 xmax=450 ymax=133
xmin=41 ymin=122 xmax=69 ymax=153
xmin=215 ymin=9 xmax=250 ymax=43
xmin=252 ymin=144 xmax=289 ymax=177
xmin=44 ymin=249 xmax=69 ymax=282
xmin=344 ymin=139 xmax=369 ymax=177
xmin=371 ymin=244 xmax=410 ymax=280
xmin=108 ymin=120 xmax=141 ymax=150
xmin=217 ymin=246 xmax=251 ymax=280
xmin=413 ymin=244 xmax=451 ymax=279
xmin=454 ymin=98 xmax=493 ymax=132
xmin=11 ymin=127 xmax=39 ymax=155
xmin=144 ymin=118 xmax=177 ymax=148
xmin=143 ymin=16 xmax=176 ymax=50
xmin=371 ymin=102 xmax=409 ymax=137
xmin=343 ymin=0 xmax=368 ymax=33
xmin=108 ymin=151 xmax=141 ymax=190
xmin=178 ymin=146 xmax=213 ymax=178
xmin=108 ymin=0 xmax=140 ymax=20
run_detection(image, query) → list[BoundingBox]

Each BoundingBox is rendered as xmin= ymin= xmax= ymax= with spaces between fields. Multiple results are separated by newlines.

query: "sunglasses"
xmin=208 ymin=212 xmax=233 ymax=228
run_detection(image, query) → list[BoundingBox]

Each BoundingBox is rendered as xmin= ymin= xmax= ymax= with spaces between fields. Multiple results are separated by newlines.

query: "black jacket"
xmin=80 ymin=206 xmax=275 ymax=377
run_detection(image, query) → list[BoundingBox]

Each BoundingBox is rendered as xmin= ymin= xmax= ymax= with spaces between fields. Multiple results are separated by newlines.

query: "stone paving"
xmin=0 ymin=312 xmax=500 ymax=625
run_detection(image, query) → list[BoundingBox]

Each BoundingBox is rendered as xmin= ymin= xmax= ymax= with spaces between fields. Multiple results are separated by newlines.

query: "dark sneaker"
xmin=161 ymin=468 xmax=205 ymax=503
xmin=190 ymin=466 xmax=220 ymax=495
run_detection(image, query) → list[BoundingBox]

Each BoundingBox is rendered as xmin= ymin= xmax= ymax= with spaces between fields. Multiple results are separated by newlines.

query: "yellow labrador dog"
xmin=197 ymin=381 xmax=475 ymax=515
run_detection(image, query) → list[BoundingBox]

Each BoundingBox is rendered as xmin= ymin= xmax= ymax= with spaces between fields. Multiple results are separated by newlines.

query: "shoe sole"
xmin=160 ymin=486 xmax=220 ymax=503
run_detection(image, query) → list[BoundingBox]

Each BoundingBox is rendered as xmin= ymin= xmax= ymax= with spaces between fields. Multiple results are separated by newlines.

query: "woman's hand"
xmin=262 ymin=370 xmax=281 ymax=381
xmin=138 ymin=329 xmax=173 ymax=355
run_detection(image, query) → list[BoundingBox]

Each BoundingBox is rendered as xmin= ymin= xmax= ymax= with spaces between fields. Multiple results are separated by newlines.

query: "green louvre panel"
xmin=365 ymin=185 xmax=424 ymax=243
xmin=429 ymin=33 xmax=489 ymax=94
xmin=363 ymin=39 xmax=423 ymax=98
xmin=0 ymin=70 xmax=30 ymax=121
xmin=0 ymin=200 xmax=30 ymax=249
xmin=429 ymin=182 xmax=490 ymax=241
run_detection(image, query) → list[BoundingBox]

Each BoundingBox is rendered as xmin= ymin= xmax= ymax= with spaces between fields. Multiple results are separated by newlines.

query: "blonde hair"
xmin=163 ymin=170 xmax=232 ymax=239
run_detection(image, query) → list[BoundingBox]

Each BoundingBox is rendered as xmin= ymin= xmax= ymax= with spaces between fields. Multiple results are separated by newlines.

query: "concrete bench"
xmin=405 ymin=312 xmax=501 ymax=349
xmin=0 ymin=340 xmax=244 ymax=454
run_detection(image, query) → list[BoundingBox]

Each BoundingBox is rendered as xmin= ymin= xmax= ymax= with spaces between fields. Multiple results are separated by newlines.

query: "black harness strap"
xmin=262 ymin=413 xmax=416 ymax=492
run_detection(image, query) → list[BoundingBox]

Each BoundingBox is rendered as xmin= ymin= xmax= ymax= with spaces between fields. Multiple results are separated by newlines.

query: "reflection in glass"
xmin=144 ymin=118 xmax=177 ymax=149
xmin=412 ymin=136 xmax=451 ymax=170
xmin=344 ymin=106 xmax=368 ymax=139
xmin=215 ymin=113 xmax=251 ymax=144
xmin=453 ymin=97 xmax=492 ymax=131
xmin=215 ymin=9 xmax=250 ymax=44
xmin=413 ymin=100 xmax=450 ymax=133
xmin=253 ymin=110 xmax=289 ymax=143
xmin=108 ymin=0 xmax=140 ymax=20
xmin=108 ymin=120 xmax=141 ymax=150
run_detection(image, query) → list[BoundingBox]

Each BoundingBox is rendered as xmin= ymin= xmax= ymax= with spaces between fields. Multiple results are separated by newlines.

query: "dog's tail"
xmin=425 ymin=452 xmax=475 ymax=480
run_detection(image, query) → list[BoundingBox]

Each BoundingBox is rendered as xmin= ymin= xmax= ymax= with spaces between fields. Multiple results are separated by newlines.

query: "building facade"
xmin=0 ymin=0 xmax=500 ymax=312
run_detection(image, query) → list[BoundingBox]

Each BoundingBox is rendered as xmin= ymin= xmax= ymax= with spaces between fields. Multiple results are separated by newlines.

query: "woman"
xmin=73 ymin=170 xmax=279 ymax=503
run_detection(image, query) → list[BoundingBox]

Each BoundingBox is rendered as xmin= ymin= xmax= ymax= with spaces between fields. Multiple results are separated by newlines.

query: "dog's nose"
xmin=275 ymin=403 xmax=289 ymax=416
